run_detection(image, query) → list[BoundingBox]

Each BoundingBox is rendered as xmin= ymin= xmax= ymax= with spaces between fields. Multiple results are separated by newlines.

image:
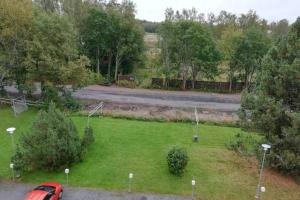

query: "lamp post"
xmin=6 ymin=127 xmax=16 ymax=152
xmin=10 ymin=163 xmax=15 ymax=181
xmin=191 ymin=179 xmax=196 ymax=200
xmin=255 ymin=144 xmax=271 ymax=199
xmin=65 ymin=168 xmax=69 ymax=186
xmin=128 ymin=173 xmax=133 ymax=193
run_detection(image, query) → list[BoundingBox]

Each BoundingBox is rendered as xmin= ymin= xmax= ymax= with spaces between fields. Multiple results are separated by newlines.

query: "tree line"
xmin=157 ymin=8 xmax=291 ymax=91
xmin=0 ymin=0 xmax=144 ymax=99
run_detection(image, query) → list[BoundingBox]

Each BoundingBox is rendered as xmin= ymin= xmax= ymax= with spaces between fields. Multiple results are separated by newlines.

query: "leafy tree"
xmin=159 ymin=19 xmax=219 ymax=89
xmin=239 ymin=18 xmax=300 ymax=176
xmin=0 ymin=0 xmax=32 ymax=90
xmin=81 ymin=3 xmax=144 ymax=82
xmin=24 ymin=8 xmax=89 ymax=98
xmin=231 ymin=26 xmax=270 ymax=89
xmin=81 ymin=7 xmax=109 ymax=75
xmin=218 ymin=25 xmax=242 ymax=92
xmin=17 ymin=103 xmax=83 ymax=171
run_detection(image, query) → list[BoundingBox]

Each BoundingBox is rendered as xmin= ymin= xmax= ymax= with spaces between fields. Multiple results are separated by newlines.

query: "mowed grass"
xmin=0 ymin=107 xmax=299 ymax=200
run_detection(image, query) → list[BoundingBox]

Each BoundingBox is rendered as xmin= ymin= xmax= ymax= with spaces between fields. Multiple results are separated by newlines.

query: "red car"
xmin=24 ymin=182 xmax=63 ymax=200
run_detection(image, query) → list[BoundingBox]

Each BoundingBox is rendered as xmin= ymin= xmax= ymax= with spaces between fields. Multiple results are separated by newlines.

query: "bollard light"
xmin=192 ymin=179 xmax=196 ymax=186
xmin=10 ymin=163 xmax=15 ymax=181
xmin=65 ymin=168 xmax=69 ymax=174
xmin=10 ymin=163 xmax=14 ymax=169
xmin=255 ymin=144 xmax=271 ymax=199
xmin=7 ymin=127 xmax=16 ymax=134
xmin=128 ymin=173 xmax=133 ymax=193
xmin=129 ymin=173 xmax=133 ymax=179
xmin=262 ymin=144 xmax=271 ymax=151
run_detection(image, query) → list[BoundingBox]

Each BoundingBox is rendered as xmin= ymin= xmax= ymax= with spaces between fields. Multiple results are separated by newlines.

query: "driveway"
xmin=0 ymin=182 xmax=190 ymax=200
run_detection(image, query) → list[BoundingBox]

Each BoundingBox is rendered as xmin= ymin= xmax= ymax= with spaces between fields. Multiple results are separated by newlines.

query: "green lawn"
xmin=0 ymin=107 xmax=299 ymax=200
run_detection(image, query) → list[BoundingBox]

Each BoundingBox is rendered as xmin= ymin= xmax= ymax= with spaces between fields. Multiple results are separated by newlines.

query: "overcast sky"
xmin=130 ymin=0 xmax=299 ymax=23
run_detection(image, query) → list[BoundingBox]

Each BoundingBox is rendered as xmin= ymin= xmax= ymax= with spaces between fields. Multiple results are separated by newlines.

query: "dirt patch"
xmin=82 ymin=99 xmax=238 ymax=123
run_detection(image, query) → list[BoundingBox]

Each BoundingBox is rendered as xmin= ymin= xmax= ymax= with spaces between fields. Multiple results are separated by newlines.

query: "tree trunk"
xmin=107 ymin=53 xmax=112 ymax=83
xmin=229 ymin=70 xmax=233 ymax=93
xmin=114 ymin=52 xmax=120 ymax=82
xmin=96 ymin=46 xmax=100 ymax=74
xmin=192 ymin=66 xmax=197 ymax=89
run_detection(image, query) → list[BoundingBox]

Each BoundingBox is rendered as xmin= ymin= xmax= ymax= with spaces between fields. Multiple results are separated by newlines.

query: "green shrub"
xmin=17 ymin=103 xmax=83 ymax=171
xmin=82 ymin=126 xmax=95 ymax=148
xmin=86 ymin=71 xmax=105 ymax=85
xmin=117 ymin=80 xmax=136 ymax=88
xmin=167 ymin=146 xmax=189 ymax=176
xmin=226 ymin=132 xmax=258 ymax=156
xmin=62 ymin=91 xmax=82 ymax=112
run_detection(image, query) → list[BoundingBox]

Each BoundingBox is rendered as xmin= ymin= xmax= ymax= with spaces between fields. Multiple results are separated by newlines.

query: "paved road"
xmin=0 ymin=182 xmax=189 ymax=200
xmin=74 ymin=85 xmax=241 ymax=112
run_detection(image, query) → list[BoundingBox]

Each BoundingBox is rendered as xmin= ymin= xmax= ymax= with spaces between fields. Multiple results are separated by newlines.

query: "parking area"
xmin=0 ymin=181 xmax=189 ymax=200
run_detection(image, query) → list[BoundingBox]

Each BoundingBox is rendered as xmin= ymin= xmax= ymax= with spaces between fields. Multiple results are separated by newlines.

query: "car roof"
xmin=24 ymin=190 xmax=48 ymax=200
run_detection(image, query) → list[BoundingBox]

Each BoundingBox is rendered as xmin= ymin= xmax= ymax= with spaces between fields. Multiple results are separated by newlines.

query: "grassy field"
xmin=0 ymin=107 xmax=299 ymax=200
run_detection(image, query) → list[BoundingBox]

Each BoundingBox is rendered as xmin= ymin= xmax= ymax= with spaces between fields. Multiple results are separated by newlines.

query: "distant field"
xmin=0 ymin=107 xmax=299 ymax=200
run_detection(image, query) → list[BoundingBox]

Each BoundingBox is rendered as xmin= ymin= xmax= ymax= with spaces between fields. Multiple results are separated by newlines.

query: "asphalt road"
xmin=0 ymin=182 xmax=189 ymax=200
xmin=73 ymin=85 xmax=241 ymax=112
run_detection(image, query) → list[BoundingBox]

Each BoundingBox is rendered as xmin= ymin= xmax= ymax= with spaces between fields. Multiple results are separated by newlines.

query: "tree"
xmin=159 ymin=19 xmax=219 ymax=89
xmin=231 ymin=26 xmax=270 ymax=89
xmin=0 ymin=0 xmax=32 ymax=90
xmin=218 ymin=25 xmax=242 ymax=92
xmin=81 ymin=7 xmax=109 ymax=75
xmin=24 ymin=8 xmax=88 ymax=98
xmin=16 ymin=103 xmax=83 ymax=171
xmin=239 ymin=18 xmax=300 ymax=176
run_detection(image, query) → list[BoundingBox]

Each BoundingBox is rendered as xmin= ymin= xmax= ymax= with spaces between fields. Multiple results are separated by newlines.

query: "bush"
xmin=226 ymin=132 xmax=259 ymax=156
xmin=117 ymin=80 xmax=136 ymax=88
xmin=62 ymin=91 xmax=82 ymax=112
xmin=17 ymin=103 xmax=83 ymax=171
xmin=86 ymin=71 xmax=105 ymax=85
xmin=167 ymin=146 xmax=189 ymax=176
xmin=82 ymin=126 xmax=95 ymax=148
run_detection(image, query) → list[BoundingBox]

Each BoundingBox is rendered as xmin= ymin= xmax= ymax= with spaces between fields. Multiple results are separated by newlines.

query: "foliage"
xmin=158 ymin=19 xmax=220 ymax=89
xmin=86 ymin=70 xmax=105 ymax=85
xmin=17 ymin=103 xmax=83 ymax=171
xmin=62 ymin=91 xmax=82 ymax=112
xmin=82 ymin=126 xmax=95 ymax=149
xmin=227 ymin=132 xmax=259 ymax=156
xmin=80 ymin=3 xmax=144 ymax=82
xmin=117 ymin=80 xmax=136 ymax=88
xmin=230 ymin=26 xmax=270 ymax=89
xmin=166 ymin=146 xmax=189 ymax=176
xmin=239 ymin=18 xmax=300 ymax=176
xmin=0 ymin=0 xmax=32 ymax=88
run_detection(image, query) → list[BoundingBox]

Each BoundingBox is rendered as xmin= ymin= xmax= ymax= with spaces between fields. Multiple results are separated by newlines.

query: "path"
xmin=0 ymin=181 xmax=189 ymax=200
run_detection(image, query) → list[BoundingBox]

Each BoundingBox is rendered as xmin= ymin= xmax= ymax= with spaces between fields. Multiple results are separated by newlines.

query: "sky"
xmin=130 ymin=0 xmax=299 ymax=23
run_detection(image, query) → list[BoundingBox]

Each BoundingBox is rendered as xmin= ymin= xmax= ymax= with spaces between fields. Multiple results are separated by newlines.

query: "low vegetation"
xmin=0 ymin=107 xmax=299 ymax=200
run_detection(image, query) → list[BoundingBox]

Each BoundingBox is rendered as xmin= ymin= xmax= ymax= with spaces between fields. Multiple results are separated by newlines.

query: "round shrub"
xmin=167 ymin=146 xmax=189 ymax=176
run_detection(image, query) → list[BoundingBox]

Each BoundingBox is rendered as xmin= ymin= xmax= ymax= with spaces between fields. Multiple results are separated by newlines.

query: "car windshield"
xmin=34 ymin=185 xmax=55 ymax=192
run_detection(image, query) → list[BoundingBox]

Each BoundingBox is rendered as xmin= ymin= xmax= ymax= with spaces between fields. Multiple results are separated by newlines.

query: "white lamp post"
xmin=10 ymin=163 xmax=15 ymax=181
xmin=128 ymin=173 xmax=133 ymax=193
xmin=255 ymin=144 xmax=271 ymax=199
xmin=65 ymin=168 xmax=69 ymax=186
xmin=6 ymin=127 xmax=16 ymax=152
xmin=191 ymin=179 xmax=196 ymax=200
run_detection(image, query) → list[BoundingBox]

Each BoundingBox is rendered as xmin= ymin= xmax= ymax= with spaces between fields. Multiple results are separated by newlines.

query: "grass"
xmin=0 ymin=106 xmax=299 ymax=200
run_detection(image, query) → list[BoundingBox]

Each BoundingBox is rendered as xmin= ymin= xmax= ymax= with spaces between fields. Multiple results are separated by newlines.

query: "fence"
xmin=152 ymin=78 xmax=246 ymax=92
